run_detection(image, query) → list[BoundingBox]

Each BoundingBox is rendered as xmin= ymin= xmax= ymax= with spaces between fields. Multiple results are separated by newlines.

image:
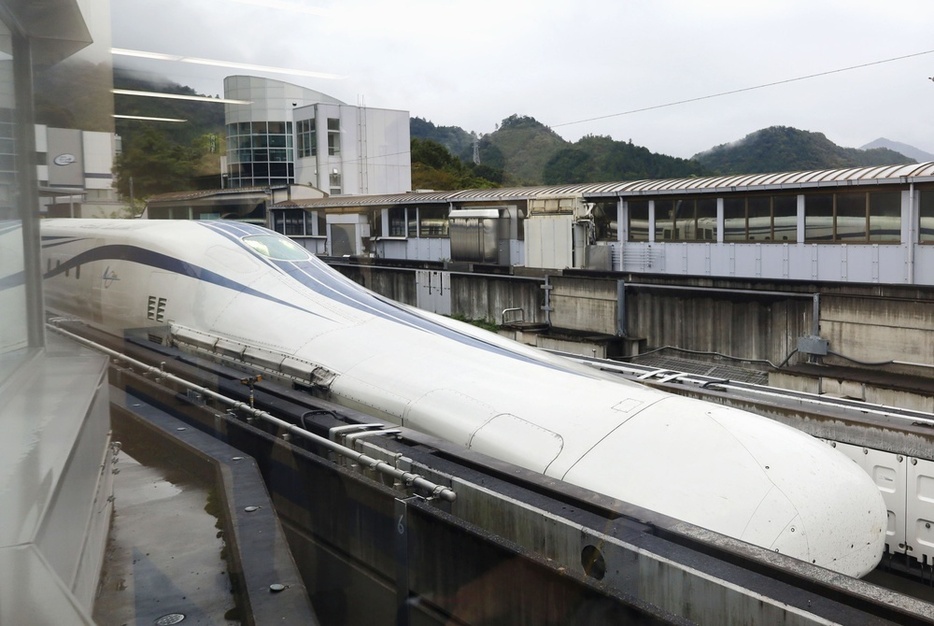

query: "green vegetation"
xmin=449 ymin=314 xmax=500 ymax=332
xmin=410 ymin=137 xmax=503 ymax=190
xmin=693 ymin=126 xmax=916 ymax=174
xmin=543 ymin=134 xmax=704 ymax=184
xmin=414 ymin=114 xmax=709 ymax=186
xmin=34 ymin=62 xmax=227 ymax=201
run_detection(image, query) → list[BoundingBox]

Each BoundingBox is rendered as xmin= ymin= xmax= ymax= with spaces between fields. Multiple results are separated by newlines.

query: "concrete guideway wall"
xmin=820 ymin=296 xmax=934 ymax=374
xmin=329 ymin=262 xmax=934 ymax=379
xmin=450 ymin=274 xmax=545 ymax=325
xmin=549 ymin=276 xmax=618 ymax=336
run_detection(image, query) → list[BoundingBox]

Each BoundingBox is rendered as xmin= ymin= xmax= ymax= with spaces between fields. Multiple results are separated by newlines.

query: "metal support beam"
xmin=616 ymin=279 xmax=627 ymax=337
xmin=394 ymin=496 xmax=415 ymax=626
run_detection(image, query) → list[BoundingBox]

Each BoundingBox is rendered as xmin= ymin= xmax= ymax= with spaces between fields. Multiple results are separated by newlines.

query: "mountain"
xmin=860 ymin=138 xmax=934 ymax=163
xmin=694 ymin=126 xmax=916 ymax=174
xmin=543 ymin=135 xmax=704 ymax=184
xmin=410 ymin=117 xmax=476 ymax=162
xmin=411 ymin=114 xmax=707 ymax=186
xmin=479 ymin=115 xmax=569 ymax=184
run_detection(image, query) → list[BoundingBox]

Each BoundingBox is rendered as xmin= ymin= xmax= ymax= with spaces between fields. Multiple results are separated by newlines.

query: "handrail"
xmin=47 ymin=322 xmax=456 ymax=502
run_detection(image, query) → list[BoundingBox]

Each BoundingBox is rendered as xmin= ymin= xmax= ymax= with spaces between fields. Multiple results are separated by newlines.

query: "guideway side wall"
xmin=329 ymin=263 xmax=934 ymax=382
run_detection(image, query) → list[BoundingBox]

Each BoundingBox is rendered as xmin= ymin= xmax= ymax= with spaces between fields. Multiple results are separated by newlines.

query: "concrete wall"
xmin=626 ymin=292 xmax=810 ymax=366
xmin=549 ymin=276 xmax=618 ymax=336
xmin=451 ymin=275 xmax=545 ymax=325
xmin=329 ymin=262 xmax=934 ymax=377
xmin=821 ymin=295 xmax=934 ymax=376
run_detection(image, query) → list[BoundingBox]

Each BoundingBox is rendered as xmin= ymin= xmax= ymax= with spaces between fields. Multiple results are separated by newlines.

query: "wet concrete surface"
xmin=93 ymin=452 xmax=238 ymax=625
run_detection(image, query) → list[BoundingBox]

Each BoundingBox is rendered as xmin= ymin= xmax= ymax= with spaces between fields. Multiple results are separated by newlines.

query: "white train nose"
xmin=561 ymin=397 xmax=887 ymax=577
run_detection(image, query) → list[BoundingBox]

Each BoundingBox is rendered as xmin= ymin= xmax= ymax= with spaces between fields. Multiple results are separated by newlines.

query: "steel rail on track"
xmin=47 ymin=322 xmax=457 ymax=503
xmin=549 ymin=349 xmax=934 ymax=427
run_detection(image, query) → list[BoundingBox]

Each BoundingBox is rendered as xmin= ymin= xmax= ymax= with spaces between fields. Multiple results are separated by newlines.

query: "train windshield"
xmin=242 ymin=234 xmax=312 ymax=261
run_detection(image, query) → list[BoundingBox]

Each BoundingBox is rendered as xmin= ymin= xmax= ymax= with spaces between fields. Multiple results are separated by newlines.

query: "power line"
xmin=552 ymin=48 xmax=934 ymax=129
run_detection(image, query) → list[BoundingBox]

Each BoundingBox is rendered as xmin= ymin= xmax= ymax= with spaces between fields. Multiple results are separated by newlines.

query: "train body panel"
xmin=40 ymin=219 xmax=888 ymax=577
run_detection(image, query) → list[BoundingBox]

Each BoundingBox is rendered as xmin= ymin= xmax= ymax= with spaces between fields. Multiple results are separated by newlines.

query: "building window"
xmin=297 ymin=119 xmax=316 ymax=158
xmin=329 ymin=169 xmax=341 ymax=195
xmin=593 ymin=201 xmax=617 ymax=241
xmin=805 ymin=190 xmax=902 ymax=243
xmin=627 ymin=200 xmax=649 ymax=242
xmin=920 ymin=190 xmax=934 ymax=243
xmin=653 ymin=197 xmax=717 ymax=241
xmin=226 ymin=118 xmax=294 ymax=187
xmin=327 ymin=118 xmax=340 ymax=156
xmin=723 ymin=194 xmax=796 ymax=242
xmin=388 ymin=206 xmax=407 ymax=236
xmin=418 ymin=206 xmax=449 ymax=237
xmin=869 ymin=191 xmax=900 ymax=242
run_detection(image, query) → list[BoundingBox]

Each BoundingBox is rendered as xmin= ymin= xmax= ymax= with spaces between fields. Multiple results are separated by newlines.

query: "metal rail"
xmin=550 ymin=349 xmax=934 ymax=427
xmin=48 ymin=322 xmax=457 ymax=502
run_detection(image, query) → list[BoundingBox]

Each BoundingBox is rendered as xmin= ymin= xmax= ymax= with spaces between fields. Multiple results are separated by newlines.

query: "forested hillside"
xmin=412 ymin=114 xmax=708 ymax=186
xmin=694 ymin=126 xmax=915 ymax=174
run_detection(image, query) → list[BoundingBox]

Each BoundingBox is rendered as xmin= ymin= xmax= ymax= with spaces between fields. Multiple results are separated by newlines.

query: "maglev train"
xmin=40 ymin=218 xmax=887 ymax=577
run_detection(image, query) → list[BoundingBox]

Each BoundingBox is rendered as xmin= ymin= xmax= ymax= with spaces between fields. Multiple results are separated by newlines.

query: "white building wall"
xmin=82 ymin=131 xmax=115 ymax=191
xmin=228 ymin=76 xmax=410 ymax=195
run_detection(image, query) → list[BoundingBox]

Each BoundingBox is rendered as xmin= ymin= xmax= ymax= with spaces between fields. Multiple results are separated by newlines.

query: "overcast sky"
xmin=111 ymin=0 xmax=934 ymax=159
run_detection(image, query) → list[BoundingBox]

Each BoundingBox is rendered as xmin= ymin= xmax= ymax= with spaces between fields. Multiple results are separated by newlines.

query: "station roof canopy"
xmin=272 ymin=161 xmax=934 ymax=210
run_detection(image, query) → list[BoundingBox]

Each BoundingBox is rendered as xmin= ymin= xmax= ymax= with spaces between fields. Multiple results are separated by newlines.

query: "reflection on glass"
xmin=627 ymin=200 xmax=648 ymax=242
xmin=836 ymin=192 xmax=867 ymax=241
xmin=805 ymin=194 xmax=834 ymax=242
xmin=921 ymin=190 xmax=934 ymax=243
xmin=869 ymin=191 xmax=900 ymax=242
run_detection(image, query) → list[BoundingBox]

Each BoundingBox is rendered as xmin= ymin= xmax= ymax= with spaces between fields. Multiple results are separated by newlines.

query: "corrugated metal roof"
xmin=147 ymin=187 xmax=268 ymax=204
xmin=270 ymin=162 xmax=934 ymax=209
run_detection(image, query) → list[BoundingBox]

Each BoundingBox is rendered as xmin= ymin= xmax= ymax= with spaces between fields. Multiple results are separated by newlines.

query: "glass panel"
xmin=671 ymin=199 xmax=693 ymax=241
xmin=268 ymin=121 xmax=285 ymax=134
xmin=772 ymin=195 xmax=797 ymax=242
xmin=407 ymin=207 xmax=418 ymax=238
xmin=805 ymin=194 xmax=834 ymax=242
xmin=419 ymin=206 xmax=449 ymax=237
xmin=283 ymin=211 xmax=305 ymax=236
xmin=695 ymin=197 xmax=716 ymax=241
xmin=317 ymin=211 xmax=327 ymax=237
xmin=628 ymin=200 xmax=649 ymax=242
xmin=869 ymin=191 xmax=901 ymax=242
xmin=747 ymin=196 xmax=771 ymax=241
xmin=836 ymin=192 xmax=867 ymax=241
xmin=243 ymin=234 xmax=312 ymax=260
xmin=388 ymin=206 xmax=406 ymax=237
xmin=921 ymin=190 xmax=934 ymax=243
xmin=593 ymin=201 xmax=617 ymax=241
xmin=252 ymin=121 xmax=267 ymax=133
xmin=722 ymin=197 xmax=745 ymax=242
xmin=654 ymin=199 xmax=676 ymax=241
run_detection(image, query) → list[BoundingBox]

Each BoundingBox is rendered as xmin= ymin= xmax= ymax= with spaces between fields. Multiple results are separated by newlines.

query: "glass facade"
xmin=921 ymin=189 xmax=934 ymax=243
xmin=723 ymin=194 xmax=796 ymax=242
xmin=653 ymin=197 xmax=717 ymax=242
xmin=296 ymin=118 xmax=316 ymax=158
xmin=226 ymin=120 xmax=294 ymax=187
xmin=805 ymin=190 xmax=901 ymax=243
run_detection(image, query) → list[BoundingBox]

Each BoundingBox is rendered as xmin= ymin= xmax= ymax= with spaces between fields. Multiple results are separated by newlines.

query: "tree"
xmin=113 ymin=127 xmax=198 ymax=199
